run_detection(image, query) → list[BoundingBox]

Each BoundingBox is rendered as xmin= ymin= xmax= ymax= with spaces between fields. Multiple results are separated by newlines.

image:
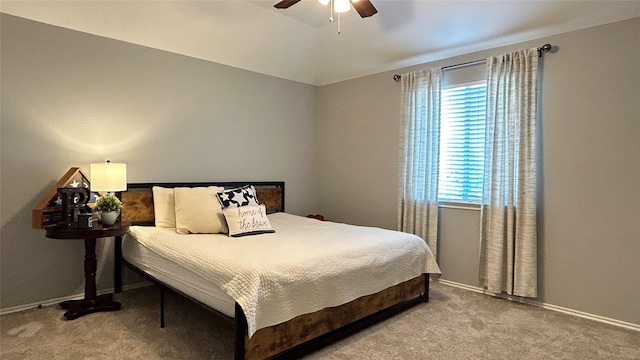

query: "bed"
xmin=114 ymin=181 xmax=440 ymax=360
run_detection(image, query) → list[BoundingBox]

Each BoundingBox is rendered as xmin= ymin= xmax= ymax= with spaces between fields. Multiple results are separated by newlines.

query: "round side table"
xmin=45 ymin=221 xmax=130 ymax=320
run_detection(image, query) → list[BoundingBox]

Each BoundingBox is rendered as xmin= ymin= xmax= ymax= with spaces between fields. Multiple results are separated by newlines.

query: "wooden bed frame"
xmin=114 ymin=181 xmax=430 ymax=360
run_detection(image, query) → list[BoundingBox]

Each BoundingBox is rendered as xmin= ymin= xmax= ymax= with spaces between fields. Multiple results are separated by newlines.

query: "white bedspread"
xmin=127 ymin=213 xmax=440 ymax=337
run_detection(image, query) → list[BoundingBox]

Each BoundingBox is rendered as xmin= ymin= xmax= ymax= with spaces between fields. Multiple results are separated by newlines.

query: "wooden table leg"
xmin=59 ymin=238 xmax=121 ymax=319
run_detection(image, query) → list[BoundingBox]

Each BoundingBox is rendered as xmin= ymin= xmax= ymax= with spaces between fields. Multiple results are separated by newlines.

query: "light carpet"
xmin=1 ymin=282 xmax=638 ymax=359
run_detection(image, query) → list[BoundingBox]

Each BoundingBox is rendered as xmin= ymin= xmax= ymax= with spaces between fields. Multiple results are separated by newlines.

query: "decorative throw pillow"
xmin=152 ymin=186 xmax=176 ymax=228
xmin=216 ymin=185 xmax=260 ymax=208
xmin=223 ymin=204 xmax=275 ymax=237
xmin=174 ymin=186 xmax=227 ymax=234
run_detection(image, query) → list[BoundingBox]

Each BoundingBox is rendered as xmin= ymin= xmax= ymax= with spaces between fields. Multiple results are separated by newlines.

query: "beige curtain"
xmin=397 ymin=68 xmax=441 ymax=256
xmin=479 ymin=49 xmax=539 ymax=297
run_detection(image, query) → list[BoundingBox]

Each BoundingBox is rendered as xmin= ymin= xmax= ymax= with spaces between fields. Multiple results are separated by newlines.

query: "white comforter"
xmin=127 ymin=213 xmax=440 ymax=337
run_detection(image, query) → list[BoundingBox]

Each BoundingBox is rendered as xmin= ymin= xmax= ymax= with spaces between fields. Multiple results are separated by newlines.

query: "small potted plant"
xmin=94 ymin=193 xmax=122 ymax=225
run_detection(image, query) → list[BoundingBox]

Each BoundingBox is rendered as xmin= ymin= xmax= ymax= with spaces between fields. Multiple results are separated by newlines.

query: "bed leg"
xmin=160 ymin=287 xmax=165 ymax=328
xmin=234 ymin=303 xmax=247 ymax=360
xmin=114 ymin=236 xmax=123 ymax=293
xmin=424 ymin=273 xmax=430 ymax=303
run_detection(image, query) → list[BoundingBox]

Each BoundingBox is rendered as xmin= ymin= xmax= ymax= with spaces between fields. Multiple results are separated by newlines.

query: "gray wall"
xmin=2 ymin=12 xmax=639 ymax=327
xmin=317 ymin=18 xmax=640 ymax=325
xmin=0 ymin=14 xmax=318 ymax=309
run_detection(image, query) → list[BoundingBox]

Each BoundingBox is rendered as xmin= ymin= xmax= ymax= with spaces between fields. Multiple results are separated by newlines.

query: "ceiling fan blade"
xmin=274 ymin=0 xmax=302 ymax=9
xmin=351 ymin=0 xmax=378 ymax=18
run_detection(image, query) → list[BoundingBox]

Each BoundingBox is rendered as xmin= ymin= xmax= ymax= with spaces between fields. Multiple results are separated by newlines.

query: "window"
xmin=438 ymin=81 xmax=487 ymax=204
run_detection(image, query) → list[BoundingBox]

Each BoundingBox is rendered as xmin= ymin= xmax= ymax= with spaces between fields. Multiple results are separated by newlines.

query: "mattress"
xmin=122 ymin=235 xmax=236 ymax=317
xmin=123 ymin=213 xmax=441 ymax=337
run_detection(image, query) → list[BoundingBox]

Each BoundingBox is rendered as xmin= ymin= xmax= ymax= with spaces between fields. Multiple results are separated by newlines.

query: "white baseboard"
xmin=4 ymin=279 xmax=639 ymax=333
xmin=434 ymin=279 xmax=640 ymax=332
xmin=0 ymin=282 xmax=152 ymax=316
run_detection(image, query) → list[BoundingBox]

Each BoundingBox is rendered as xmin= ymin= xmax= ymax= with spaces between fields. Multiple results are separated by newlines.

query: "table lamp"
xmin=91 ymin=161 xmax=127 ymax=225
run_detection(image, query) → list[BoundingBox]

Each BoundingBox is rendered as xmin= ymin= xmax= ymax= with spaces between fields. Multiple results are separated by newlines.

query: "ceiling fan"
xmin=274 ymin=0 xmax=378 ymax=18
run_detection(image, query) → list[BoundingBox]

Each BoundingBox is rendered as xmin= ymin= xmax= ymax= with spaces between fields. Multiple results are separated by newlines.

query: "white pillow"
xmin=152 ymin=186 xmax=176 ymax=228
xmin=174 ymin=186 xmax=227 ymax=234
xmin=223 ymin=204 xmax=275 ymax=237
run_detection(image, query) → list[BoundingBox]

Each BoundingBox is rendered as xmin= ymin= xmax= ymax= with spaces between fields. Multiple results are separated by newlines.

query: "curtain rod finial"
xmin=538 ymin=43 xmax=552 ymax=52
xmin=393 ymin=74 xmax=401 ymax=82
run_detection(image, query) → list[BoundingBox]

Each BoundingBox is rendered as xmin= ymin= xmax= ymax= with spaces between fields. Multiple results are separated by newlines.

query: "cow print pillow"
xmin=216 ymin=185 xmax=259 ymax=209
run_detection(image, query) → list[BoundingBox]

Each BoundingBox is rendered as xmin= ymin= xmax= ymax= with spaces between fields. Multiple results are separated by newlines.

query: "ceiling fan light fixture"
xmin=317 ymin=0 xmax=330 ymax=5
xmin=334 ymin=0 xmax=351 ymax=13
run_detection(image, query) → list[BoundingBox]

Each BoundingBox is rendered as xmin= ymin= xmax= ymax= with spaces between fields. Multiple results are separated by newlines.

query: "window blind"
xmin=438 ymin=81 xmax=487 ymax=203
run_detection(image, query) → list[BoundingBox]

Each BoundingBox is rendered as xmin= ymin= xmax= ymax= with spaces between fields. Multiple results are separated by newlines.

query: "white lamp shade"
xmin=90 ymin=162 xmax=127 ymax=192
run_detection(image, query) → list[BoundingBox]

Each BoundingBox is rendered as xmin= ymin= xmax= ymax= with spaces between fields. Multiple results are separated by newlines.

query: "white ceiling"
xmin=2 ymin=1 xmax=640 ymax=86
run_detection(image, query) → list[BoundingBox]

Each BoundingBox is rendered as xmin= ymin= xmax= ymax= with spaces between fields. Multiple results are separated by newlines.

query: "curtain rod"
xmin=393 ymin=43 xmax=553 ymax=82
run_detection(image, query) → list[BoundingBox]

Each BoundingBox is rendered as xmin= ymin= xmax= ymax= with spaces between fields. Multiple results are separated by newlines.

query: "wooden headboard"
xmin=120 ymin=181 xmax=284 ymax=226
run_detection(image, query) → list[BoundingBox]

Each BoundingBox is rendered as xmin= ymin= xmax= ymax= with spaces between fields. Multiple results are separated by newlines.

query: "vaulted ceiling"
xmin=3 ymin=1 xmax=640 ymax=85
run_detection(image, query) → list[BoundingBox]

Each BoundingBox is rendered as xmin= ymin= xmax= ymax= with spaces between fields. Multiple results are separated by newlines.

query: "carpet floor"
xmin=1 ymin=282 xmax=638 ymax=359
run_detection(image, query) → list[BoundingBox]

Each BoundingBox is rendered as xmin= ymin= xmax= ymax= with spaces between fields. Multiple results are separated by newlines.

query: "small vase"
xmin=101 ymin=211 xmax=118 ymax=226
